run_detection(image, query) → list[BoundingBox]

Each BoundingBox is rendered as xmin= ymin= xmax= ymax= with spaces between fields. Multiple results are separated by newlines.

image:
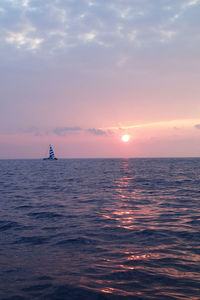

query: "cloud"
xmin=184 ymin=0 xmax=200 ymax=8
xmin=103 ymin=119 xmax=200 ymax=131
xmin=54 ymin=127 xmax=82 ymax=136
xmin=11 ymin=125 xmax=115 ymax=137
xmin=159 ymin=30 xmax=177 ymax=43
xmin=5 ymin=24 xmax=43 ymax=50
xmin=21 ymin=126 xmax=44 ymax=136
xmin=80 ymin=32 xmax=96 ymax=42
xmin=168 ymin=0 xmax=200 ymax=24
xmin=0 ymin=7 xmax=5 ymax=14
xmin=87 ymin=128 xmax=108 ymax=136
xmin=1 ymin=0 xmax=198 ymax=57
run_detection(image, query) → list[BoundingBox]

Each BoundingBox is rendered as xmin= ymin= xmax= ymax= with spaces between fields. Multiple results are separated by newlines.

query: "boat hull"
xmin=43 ymin=157 xmax=58 ymax=160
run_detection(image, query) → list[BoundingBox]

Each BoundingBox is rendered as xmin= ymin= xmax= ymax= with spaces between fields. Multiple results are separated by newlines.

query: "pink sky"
xmin=0 ymin=0 xmax=200 ymax=158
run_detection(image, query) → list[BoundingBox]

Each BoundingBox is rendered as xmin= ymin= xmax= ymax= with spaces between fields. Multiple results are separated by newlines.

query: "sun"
xmin=121 ymin=134 xmax=130 ymax=142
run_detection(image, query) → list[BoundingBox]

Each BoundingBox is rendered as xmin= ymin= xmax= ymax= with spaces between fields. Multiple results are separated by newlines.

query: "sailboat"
xmin=43 ymin=144 xmax=58 ymax=160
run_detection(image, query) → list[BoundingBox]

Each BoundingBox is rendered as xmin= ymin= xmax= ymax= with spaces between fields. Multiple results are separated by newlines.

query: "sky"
xmin=0 ymin=0 xmax=200 ymax=158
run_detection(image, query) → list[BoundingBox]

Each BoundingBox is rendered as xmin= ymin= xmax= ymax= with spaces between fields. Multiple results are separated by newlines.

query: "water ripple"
xmin=0 ymin=158 xmax=200 ymax=299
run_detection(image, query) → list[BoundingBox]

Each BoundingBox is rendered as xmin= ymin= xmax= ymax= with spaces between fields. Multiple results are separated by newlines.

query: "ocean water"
xmin=0 ymin=158 xmax=200 ymax=300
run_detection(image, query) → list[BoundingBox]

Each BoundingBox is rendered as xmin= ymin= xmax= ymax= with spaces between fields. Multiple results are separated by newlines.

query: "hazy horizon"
xmin=1 ymin=156 xmax=200 ymax=160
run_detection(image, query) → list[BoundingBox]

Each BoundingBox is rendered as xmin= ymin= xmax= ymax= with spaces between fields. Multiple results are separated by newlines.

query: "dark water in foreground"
xmin=0 ymin=158 xmax=200 ymax=300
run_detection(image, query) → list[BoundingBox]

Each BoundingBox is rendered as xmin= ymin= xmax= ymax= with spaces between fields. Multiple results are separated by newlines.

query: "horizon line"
xmin=0 ymin=156 xmax=199 ymax=160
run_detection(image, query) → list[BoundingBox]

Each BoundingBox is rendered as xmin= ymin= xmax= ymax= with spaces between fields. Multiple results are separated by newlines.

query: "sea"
xmin=0 ymin=158 xmax=200 ymax=300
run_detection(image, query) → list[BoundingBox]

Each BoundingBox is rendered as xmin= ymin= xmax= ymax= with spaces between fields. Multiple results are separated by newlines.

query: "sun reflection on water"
xmin=96 ymin=159 xmax=155 ymax=296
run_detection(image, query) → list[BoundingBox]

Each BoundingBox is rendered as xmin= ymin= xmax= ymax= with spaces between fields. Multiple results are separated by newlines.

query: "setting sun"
xmin=121 ymin=134 xmax=130 ymax=142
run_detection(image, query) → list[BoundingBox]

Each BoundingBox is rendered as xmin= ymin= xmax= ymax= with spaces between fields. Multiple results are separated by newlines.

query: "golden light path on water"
xmin=89 ymin=159 xmax=156 ymax=296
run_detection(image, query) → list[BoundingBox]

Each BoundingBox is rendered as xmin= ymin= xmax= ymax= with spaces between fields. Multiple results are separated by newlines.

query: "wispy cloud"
xmin=87 ymin=128 xmax=108 ymax=136
xmin=102 ymin=119 xmax=200 ymax=132
xmin=168 ymin=0 xmax=200 ymax=24
xmin=18 ymin=126 xmax=113 ymax=137
xmin=194 ymin=124 xmax=200 ymax=129
xmin=54 ymin=127 xmax=82 ymax=136
xmin=1 ymin=0 xmax=198 ymax=56
xmin=20 ymin=126 xmax=45 ymax=136
xmin=5 ymin=23 xmax=43 ymax=50
xmin=183 ymin=0 xmax=200 ymax=8
xmin=159 ymin=30 xmax=177 ymax=43
xmin=54 ymin=127 xmax=114 ymax=137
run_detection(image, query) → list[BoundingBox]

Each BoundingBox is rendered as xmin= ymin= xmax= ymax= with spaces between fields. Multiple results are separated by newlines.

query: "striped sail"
xmin=43 ymin=144 xmax=57 ymax=160
xmin=49 ymin=145 xmax=55 ymax=158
